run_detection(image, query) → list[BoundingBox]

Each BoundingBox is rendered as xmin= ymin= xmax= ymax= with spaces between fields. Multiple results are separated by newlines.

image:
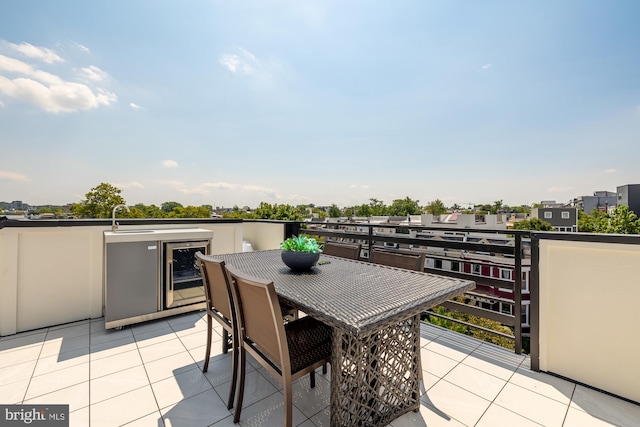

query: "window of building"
xmin=561 ymin=211 xmax=570 ymax=219
xmin=500 ymin=269 xmax=512 ymax=280
xmin=451 ymin=261 xmax=460 ymax=272
xmin=500 ymin=303 xmax=513 ymax=316
xmin=434 ymin=259 xmax=443 ymax=269
xmin=521 ymin=271 xmax=529 ymax=291
xmin=521 ymin=305 xmax=529 ymax=326
xmin=473 ymin=264 xmax=481 ymax=275
xmin=544 ymin=211 xmax=552 ymax=219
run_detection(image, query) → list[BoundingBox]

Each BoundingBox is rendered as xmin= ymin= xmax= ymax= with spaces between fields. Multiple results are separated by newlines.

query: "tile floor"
xmin=1 ymin=312 xmax=639 ymax=426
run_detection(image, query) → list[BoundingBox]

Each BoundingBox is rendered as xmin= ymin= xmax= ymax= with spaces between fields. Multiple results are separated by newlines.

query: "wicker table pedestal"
xmin=331 ymin=315 xmax=421 ymax=426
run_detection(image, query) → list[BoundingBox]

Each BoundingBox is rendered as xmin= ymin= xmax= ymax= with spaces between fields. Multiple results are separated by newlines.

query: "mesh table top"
xmin=217 ymin=249 xmax=475 ymax=334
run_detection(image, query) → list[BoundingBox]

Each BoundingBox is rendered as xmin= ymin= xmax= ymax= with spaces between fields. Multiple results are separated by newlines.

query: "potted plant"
xmin=280 ymin=235 xmax=322 ymax=271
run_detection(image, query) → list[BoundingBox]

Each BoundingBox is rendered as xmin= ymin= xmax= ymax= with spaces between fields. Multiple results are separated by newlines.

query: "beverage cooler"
xmin=163 ymin=240 xmax=211 ymax=309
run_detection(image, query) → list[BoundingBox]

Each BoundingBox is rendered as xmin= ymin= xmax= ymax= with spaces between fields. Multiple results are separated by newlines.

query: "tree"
xmin=595 ymin=205 xmax=640 ymax=234
xmin=368 ymin=198 xmax=388 ymax=216
xmin=388 ymin=197 xmax=421 ymax=216
xmin=71 ymin=183 xmax=125 ymax=218
xmin=328 ymin=204 xmax=341 ymax=218
xmin=512 ymin=217 xmax=554 ymax=231
xmin=425 ymin=199 xmax=447 ymax=215
xmin=161 ymin=201 xmax=183 ymax=213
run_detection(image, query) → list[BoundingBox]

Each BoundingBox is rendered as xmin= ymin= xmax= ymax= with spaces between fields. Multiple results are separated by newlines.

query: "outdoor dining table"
xmin=217 ymin=249 xmax=475 ymax=426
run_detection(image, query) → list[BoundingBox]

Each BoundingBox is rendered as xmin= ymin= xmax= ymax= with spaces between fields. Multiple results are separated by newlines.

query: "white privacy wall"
xmin=538 ymin=239 xmax=640 ymax=403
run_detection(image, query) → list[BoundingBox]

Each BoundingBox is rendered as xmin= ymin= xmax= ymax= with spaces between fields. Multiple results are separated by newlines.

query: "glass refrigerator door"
xmin=165 ymin=241 xmax=209 ymax=309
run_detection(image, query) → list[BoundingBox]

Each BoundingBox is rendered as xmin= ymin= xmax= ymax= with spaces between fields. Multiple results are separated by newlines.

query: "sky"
xmin=1 ymin=1 xmax=639 ymax=210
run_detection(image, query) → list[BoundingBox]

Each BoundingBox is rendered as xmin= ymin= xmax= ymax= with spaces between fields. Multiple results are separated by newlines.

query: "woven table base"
xmin=330 ymin=315 xmax=421 ymax=426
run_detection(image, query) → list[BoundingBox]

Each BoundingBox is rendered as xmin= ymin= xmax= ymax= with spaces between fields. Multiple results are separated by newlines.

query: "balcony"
xmin=0 ymin=217 xmax=638 ymax=426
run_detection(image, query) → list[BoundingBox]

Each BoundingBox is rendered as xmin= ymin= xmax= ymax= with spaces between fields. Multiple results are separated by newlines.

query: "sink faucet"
xmin=112 ymin=204 xmax=130 ymax=232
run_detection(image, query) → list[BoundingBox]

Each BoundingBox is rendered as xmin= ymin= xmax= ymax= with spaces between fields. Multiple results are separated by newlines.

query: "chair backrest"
xmin=195 ymin=252 xmax=233 ymax=321
xmin=225 ymin=264 xmax=288 ymax=368
xmin=369 ymin=248 xmax=425 ymax=271
xmin=323 ymin=241 xmax=362 ymax=260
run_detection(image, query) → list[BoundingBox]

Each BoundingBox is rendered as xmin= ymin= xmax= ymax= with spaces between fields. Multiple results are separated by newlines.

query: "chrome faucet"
xmin=112 ymin=204 xmax=130 ymax=232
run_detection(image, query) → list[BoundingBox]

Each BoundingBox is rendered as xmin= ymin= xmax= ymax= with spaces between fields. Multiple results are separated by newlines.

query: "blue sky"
xmin=1 ymin=1 xmax=639 ymax=209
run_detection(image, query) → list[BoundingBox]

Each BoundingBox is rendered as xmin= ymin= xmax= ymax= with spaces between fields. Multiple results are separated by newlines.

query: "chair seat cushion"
xmin=285 ymin=316 xmax=332 ymax=374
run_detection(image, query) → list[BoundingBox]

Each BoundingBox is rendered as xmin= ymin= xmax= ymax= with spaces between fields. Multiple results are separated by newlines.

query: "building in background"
xmin=573 ymin=191 xmax=616 ymax=213
xmin=616 ymin=184 xmax=640 ymax=215
xmin=531 ymin=206 xmax=578 ymax=232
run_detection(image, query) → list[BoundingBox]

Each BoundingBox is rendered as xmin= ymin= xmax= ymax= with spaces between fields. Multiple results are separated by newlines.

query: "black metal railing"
xmin=300 ymin=221 xmax=530 ymax=354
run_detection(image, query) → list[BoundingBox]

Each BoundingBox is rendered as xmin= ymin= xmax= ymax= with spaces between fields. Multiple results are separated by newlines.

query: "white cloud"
xmin=0 ymin=170 xmax=30 ymax=182
xmin=73 ymin=42 xmax=90 ymax=53
xmin=162 ymin=160 xmax=178 ymax=168
xmin=112 ymin=181 xmax=144 ymax=189
xmin=6 ymin=41 xmax=63 ymax=64
xmin=605 ymin=168 xmax=618 ymax=174
xmin=129 ymin=102 xmax=144 ymax=110
xmin=0 ymin=51 xmax=117 ymax=113
xmin=80 ymin=65 xmax=108 ymax=82
xmin=220 ymin=54 xmax=242 ymax=73
xmin=219 ymin=47 xmax=284 ymax=87
xmin=481 ymin=63 xmax=492 ymax=71
xmin=349 ymin=184 xmax=370 ymax=189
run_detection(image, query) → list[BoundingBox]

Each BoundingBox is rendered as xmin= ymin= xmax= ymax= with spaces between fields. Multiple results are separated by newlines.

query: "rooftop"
xmin=2 ymin=312 xmax=637 ymax=427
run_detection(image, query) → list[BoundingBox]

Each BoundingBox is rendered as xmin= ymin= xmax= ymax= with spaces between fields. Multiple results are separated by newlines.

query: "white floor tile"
xmin=33 ymin=348 xmax=89 ymax=377
xmin=161 ymin=389 xmax=231 ymax=427
xmin=570 ymin=385 xmax=640 ymax=427
xmin=393 ymin=402 xmax=466 ymax=427
xmin=138 ymin=338 xmax=188 ymax=364
xmin=144 ymin=351 xmax=198 ymax=383
xmin=0 ymin=378 xmax=29 ymax=403
xmin=25 ymin=362 xmax=89 ymax=400
xmin=509 ymin=367 xmax=576 ymax=405
xmin=494 ymin=383 xmax=569 ymax=427
xmin=420 ymin=348 xmax=458 ymax=378
xmin=0 ymin=359 xmax=37 ymax=385
xmin=476 ymin=403 xmax=543 ymax=427
xmin=462 ymin=343 xmax=524 ymax=380
xmin=90 ymin=348 xmax=143 ymax=379
xmin=443 ymin=362 xmax=507 ymax=401
xmin=24 ymin=381 xmax=90 ymax=413
xmin=229 ymin=391 xmax=306 ymax=426
xmin=90 ymin=365 xmax=150 ymax=404
xmin=214 ymin=370 xmax=278 ymax=409
xmin=133 ymin=325 xmax=178 ymax=348
xmin=0 ymin=331 xmax=47 ymax=352
xmin=90 ymin=385 xmax=159 ymax=427
xmin=422 ymin=377 xmax=491 ymax=426
xmin=151 ymin=367 xmax=213 ymax=409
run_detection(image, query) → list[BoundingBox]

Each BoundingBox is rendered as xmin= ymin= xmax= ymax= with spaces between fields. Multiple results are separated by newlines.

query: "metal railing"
xmin=296 ymin=221 xmax=530 ymax=354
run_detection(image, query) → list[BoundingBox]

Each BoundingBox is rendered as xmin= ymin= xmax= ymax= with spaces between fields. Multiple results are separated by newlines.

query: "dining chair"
xmin=225 ymin=264 xmax=332 ymax=427
xmin=323 ymin=241 xmax=362 ymax=260
xmin=369 ymin=247 xmax=426 ymax=379
xmin=195 ymin=251 xmax=238 ymax=409
xmin=369 ymin=247 xmax=426 ymax=271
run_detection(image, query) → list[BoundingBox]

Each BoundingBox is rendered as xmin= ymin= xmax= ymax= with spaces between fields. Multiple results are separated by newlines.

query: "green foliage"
xmin=512 ymin=217 xmax=554 ymax=231
xmin=254 ymin=202 xmax=304 ymax=220
xmin=388 ymin=197 xmax=421 ymax=216
xmin=161 ymin=201 xmax=183 ymax=213
xmin=71 ymin=183 xmax=126 ymax=218
xmin=577 ymin=207 xmax=640 ymax=234
xmin=328 ymin=204 xmax=342 ymax=218
xmin=425 ymin=199 xmax=447 ymax=215
xmin=425 ymin=297 xmax=517 ymax=352
xmin=280 ymin=235 xmax=322 ymax=253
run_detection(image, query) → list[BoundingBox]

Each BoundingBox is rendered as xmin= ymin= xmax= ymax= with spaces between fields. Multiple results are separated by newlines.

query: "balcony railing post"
xmin=514 ymin=233 xmax=523 ymax=354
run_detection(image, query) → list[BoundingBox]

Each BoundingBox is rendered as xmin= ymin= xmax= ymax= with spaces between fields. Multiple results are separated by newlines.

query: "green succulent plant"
xmin=280 ymin=235 xmax=322 ymax=253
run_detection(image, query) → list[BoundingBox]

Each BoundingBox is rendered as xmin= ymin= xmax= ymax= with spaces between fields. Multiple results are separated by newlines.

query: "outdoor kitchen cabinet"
xmin=103 ymin=228 xmax=214 ymax=329
xmin=105 ymin=241 xmax=159 ymax=327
